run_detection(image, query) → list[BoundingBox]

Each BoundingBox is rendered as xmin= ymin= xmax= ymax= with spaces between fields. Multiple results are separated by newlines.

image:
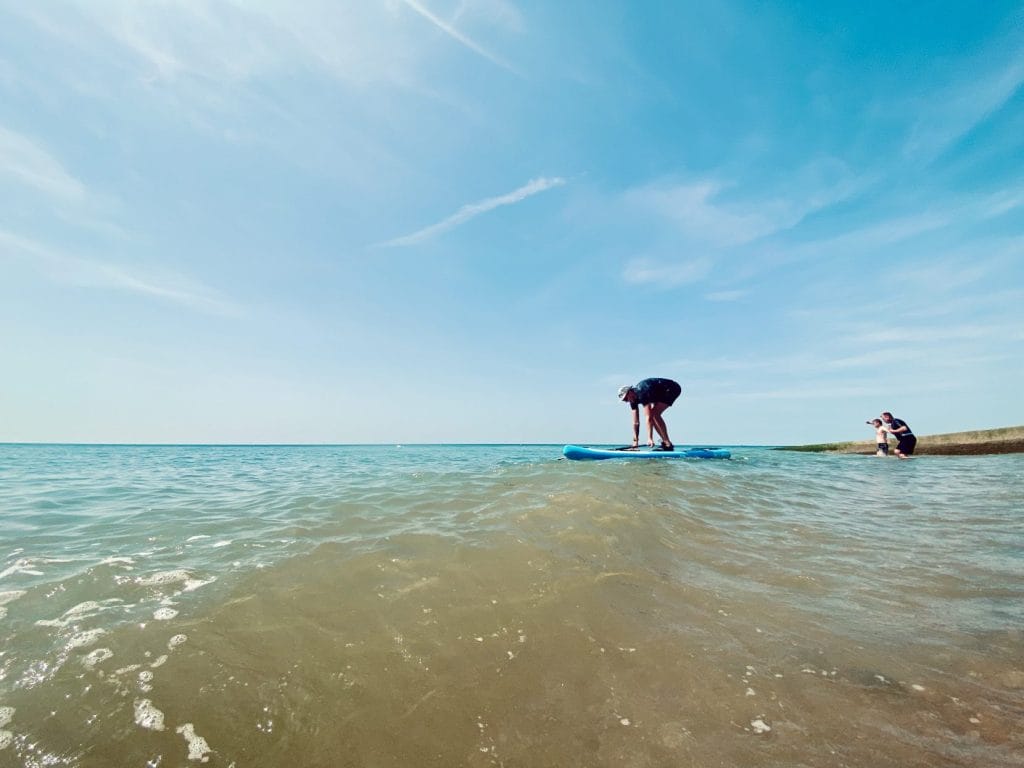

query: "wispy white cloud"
xmin=12 ymin=2 xmax=416 ymax=89
xmin=1 ymin=229 xmax=240 ymax=316
xmin=820 ymin=347 xmax=934 ymax=371
xmin=738 ymin=187 xmax=1023 ymax=290
xmin=626 ymin=180 xmax=780 ymax=248
xmin=979 ymin=188 xmax=1024 ymax=219
xmin=883 ymin=255 xmax=996 ymax=295
xmin=669 ymin=325 xmax=1018 ymax=395
xmin=766 ymin=213 xmax=952 ymax=272
xmin=625 ymin=160 xmax=871 ymax=250
xmin=729 ymin=383 xmax=894 ymax=401
xmin=35 ymin=1 xmax=520 ymax=89
xmin=378 ymin=176 xmax=566 ymax=247
xmin=400 ymin=0 xmax=518 ymax=74
xmin=849 ymin=323 xmax=1023 ymax=346
xmin=705 ymin=289 xmax=746 ymax=302
xmin=898 ymin=285 xmax=1024 ymax=322
xmin=0 ymin=125 xmax=86 ymax=201
xmin=452 ymin=0 xmax=525 ymax=33
xmin=623 ymin=256 xmax=712 ymax=287
xmin=904 ymin=50 xmax=1024 ymax=162
xmin=615 ymin=163 xmax=871 ymax=291
xmin=0 ymin=123 xmax=127 ymax=236
xmin=728 ymin=380 xmax=960 ymax=401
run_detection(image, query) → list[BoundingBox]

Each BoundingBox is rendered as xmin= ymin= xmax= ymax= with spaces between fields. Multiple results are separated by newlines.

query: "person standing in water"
xmin=866 ymin=418 xmax=890 ymax=456
xmin=618 ymin=378 xmax=682 ymax=450
xmin=881 ymin=411 xmax=916 ymax=458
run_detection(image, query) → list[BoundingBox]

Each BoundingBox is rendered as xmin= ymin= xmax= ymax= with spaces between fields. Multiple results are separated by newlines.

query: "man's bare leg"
xmin=649 ymin=403 xmax=673 ymax=447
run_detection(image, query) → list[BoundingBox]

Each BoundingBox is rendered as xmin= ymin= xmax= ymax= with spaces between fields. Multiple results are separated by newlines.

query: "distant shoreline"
xmin=778 ymin=426 xmax=1024 ymax=456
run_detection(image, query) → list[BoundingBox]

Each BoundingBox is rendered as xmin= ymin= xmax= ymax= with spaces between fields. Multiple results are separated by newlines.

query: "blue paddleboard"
xmin=563 ymin=445 xmax=731 ymax=461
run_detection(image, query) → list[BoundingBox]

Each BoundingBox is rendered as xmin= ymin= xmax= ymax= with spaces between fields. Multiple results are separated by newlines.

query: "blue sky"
xmin=1 ymin=1 xmax=1022 ymax=445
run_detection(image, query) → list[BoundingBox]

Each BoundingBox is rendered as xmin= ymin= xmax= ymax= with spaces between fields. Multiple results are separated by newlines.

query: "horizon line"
xmin=0 ymin=441 xmax=774 ymax=448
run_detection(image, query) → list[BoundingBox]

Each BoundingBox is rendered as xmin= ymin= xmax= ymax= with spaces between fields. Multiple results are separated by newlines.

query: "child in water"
xmin=867 ymin=419 xmax=889 ymax=457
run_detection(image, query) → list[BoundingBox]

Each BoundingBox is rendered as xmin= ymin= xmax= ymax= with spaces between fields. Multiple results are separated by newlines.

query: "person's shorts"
xmin=877 ymin=442 xmax=889 ymax=455
xmin=659 ymin=380 xmax=682 ymax=407
xmin=897 ymin=435 xmax=917 ymax=455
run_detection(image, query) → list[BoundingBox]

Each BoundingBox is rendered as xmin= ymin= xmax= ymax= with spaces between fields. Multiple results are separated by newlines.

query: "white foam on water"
xmin=99 ymin=556 xmax=134 ymax=567
xmin=0 ymin=709 xmax=14 ymax=751
xmin=186 ymin=535 xmax=210 ymax=542
xmin=67 ymin=628 xmax=107 ymax=650
xmin=0 ymin=558 xmax=42 ymax=579
xmin=153 ymin=608 xmax=179 ymax=621
xmin=133 ymin=699 xmax=165 ymax=731
xmin=182 ymin=577 xmax=215 ymax=592
xmin=82 ymin=648 xmax=114 ymax=669
xmin=750 ymin=718 xmax=771 ymax=734
xmin=137 ymin=570 xmax=193 ymax=587
xmin=168 ymin=634 xmax=188 ymax=650
xmin=176 ymin=723 xmax=212 ymax=762
xmin=136 ymin=570 xmax=214 ymax=594
xmin=0 ymin=590 xmax=25 ymax=606
xmin=35 ymin=599 xmax=121 ymax=628
xmin=212 ymin=540 xmax=231 ymax=548
xmin=0 ymin=607 xmax=5 ymax=620
xmin=150 ymin=655 xmax=168 ymax=668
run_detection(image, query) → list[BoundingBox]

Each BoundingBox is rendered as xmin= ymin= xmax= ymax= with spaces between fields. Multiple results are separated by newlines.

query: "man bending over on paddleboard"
xmin=618 ymin=378 xmax=682 ymax=450
xmin=881 ymin=411 xmax=916 ymax=458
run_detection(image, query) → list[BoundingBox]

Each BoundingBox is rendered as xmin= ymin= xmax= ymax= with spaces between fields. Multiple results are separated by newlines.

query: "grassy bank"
xmin=778 ymin=426 xmax=1024 ymax=456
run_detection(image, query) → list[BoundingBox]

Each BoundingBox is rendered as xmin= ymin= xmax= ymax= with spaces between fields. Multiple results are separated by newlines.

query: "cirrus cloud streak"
xmin=377 ymin=176 xmax=566 ymax=247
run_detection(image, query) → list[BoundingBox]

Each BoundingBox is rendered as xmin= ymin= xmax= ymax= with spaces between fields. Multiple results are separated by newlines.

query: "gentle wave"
xmin=1 ymin=445 xmax=1022 ymax=766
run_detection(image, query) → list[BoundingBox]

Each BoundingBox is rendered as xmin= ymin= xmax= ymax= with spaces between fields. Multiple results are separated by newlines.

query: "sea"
xmin=0 ymin=444 xmax=1022 ymax=767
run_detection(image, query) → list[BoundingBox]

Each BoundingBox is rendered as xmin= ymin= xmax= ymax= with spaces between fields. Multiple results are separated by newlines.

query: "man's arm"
xmin=631 ymin=409 xmax=640 ymax=446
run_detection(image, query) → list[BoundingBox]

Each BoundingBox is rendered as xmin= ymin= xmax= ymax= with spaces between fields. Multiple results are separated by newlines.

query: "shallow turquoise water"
xmin=1 ymin=445 xmax=1022 ymax=766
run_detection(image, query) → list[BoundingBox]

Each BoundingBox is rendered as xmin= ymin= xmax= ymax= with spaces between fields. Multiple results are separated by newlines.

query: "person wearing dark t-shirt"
xmin=617 ymin=378 xmax=682 ymax=450
xmin=881 ymin=411 xmax=916 ymax=458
